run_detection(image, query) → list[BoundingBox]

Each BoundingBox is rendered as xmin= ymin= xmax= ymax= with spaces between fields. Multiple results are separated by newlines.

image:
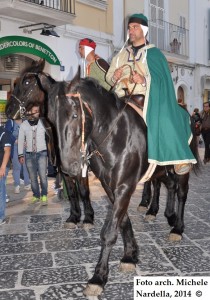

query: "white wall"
xmin=189 ymin=0 xmax=209 ymax=66
xmin=112 ymin=0 xmax=124 ymax=50
xmin=0 ymin=17 xmax=113 ymax=81
xmin=189 ymin=0 xmax=210 ymax=109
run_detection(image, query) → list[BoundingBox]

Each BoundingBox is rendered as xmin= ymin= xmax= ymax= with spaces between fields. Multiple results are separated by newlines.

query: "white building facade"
xmin=0 ymin=0 xmax=116 ymax=123
xmin=0 ymin=0 xmax=209 ymax=123
xmin=121 ymin=0 xmax=210 ymax=113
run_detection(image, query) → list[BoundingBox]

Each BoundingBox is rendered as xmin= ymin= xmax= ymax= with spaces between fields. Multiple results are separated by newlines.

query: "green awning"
xmin=0 ymin=35 xmax=60 ymax=65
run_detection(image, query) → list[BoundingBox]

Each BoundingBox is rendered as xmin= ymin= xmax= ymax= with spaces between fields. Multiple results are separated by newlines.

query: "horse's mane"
xmin=20 ymin=59 xmax=56 ymax=85
xmin=21 ymin=60 xmax=43 ymax=76
xmin=77 ymin=77 xmax=124 ymax=111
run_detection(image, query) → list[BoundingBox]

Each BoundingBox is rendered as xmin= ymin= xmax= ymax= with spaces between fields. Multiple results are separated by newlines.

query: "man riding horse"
xmin=106 ymin=13 xmax=197 ymax=179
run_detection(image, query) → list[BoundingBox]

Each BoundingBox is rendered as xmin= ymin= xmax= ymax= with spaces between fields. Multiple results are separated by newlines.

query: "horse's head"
xmin=48 ymin=68 xmax=83 ymax=177
xmin=48 ymin=94 xmax=84 ymax=176
xmin=6 ymin=59 xmax=47 ymax=119
xmin=47 ymin=68 xmax=119 ymax=177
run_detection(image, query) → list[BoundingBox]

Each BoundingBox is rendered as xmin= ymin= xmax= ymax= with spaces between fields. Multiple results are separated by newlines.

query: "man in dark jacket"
xmin=200 ymin=102 xmax=210 ymax=164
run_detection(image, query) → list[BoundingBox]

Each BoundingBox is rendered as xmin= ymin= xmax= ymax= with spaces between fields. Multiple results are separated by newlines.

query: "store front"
xmin=0 ymin=35 xmax=60 ymax=124
xmin=202 ymin=75 xmax=210 ymax=103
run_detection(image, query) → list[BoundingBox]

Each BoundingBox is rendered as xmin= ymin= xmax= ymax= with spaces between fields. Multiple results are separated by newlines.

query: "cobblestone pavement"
xmin=0 ymin=146 xmax=209 ymax=300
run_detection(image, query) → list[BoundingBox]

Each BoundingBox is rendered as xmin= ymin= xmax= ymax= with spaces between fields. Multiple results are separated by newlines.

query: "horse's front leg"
xmin=119 ymin=213 xmax=138 ymax=271
xmin=63 ymin=174 xmax=81 ymax=229
xmin=137 ymin=181 xmax=152 ymax=212
xmin=77 ymin=174 xmax=94 ymax=229
xmin=84 ymin=187 xmax=133 ymax=296
xmin=169 ymin=173 xmax=189 ymax=241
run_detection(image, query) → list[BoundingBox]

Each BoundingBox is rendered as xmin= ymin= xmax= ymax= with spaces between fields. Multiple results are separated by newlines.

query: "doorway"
xmin=177 ymin=86 xmax=185 ymax=104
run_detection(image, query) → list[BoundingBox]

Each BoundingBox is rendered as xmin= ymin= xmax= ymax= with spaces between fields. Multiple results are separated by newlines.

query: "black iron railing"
xmin=149 ymin=19 xmax=189 ymax=57
xmin=23 ymin=0 xmax=75 ymax=14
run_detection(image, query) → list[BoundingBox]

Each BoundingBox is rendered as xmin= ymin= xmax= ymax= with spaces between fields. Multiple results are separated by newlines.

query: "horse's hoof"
xmin=169 ymin=233 xmax=182 ymax=242
xmin=63 ymin=222 xmax=77 ymax=229
xmin=119 ymin=262 xmax=136 ymax=272
xmin=145 ymin=214 xmax=156 ymax=222
xmin=137 ymin=205 xmax=148 ymax=212
xmin=83 ymin=223 xmax=94 ymax=230
xmin=83 ymin=284 xmax=103 ymax=296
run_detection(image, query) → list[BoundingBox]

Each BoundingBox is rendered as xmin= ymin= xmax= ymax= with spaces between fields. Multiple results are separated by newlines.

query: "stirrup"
xmin=174 ymin=163 xmax=192 ymax=175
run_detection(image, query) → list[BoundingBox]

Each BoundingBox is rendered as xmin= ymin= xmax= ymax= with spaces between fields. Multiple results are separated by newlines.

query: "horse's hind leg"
xmin=169 ymin=173 xmax=189 ymax=241
xmin=63 ymin=174 xmax=81 ymax=228
xmin=161 ymin=172 xmax=177 ymax=228
xmin=119 ymin=213 xmax=138 ymax=271
xmin=144 ymin=179 xmax=161 ymax=221
xmin=137 ymin=181 xmax=152 ymax=212
xmin=77 ymin=175 xmax=94 ymax=229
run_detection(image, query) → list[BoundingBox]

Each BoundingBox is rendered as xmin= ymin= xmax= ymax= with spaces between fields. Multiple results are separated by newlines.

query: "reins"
xmin=91 ymin=102 xmax=128 ymax=152
xmin=111 ymin=59 xmax=146 ymax=98
xmin=110 ymin=63 xmax=138 ymax=103
xmin=66 ymin=92 xmax=129 ymax=165
xmin=111 ymin=64 xmax=133 ymax=92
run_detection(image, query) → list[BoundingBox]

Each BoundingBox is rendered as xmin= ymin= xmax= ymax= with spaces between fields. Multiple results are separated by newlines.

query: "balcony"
xmin=0 ymin=0 xmax=75 ymax=26
xmin=149 ymin=19 xmax=189 ymax=57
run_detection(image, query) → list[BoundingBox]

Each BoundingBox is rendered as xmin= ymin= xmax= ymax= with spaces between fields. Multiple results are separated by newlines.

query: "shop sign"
xmin=0 ymin=36 xmax=60 ymax=65
xmin=0 ymin=100 xmax=7 ymax=113
xmin=0 ymin=91 xmax=7 ymax=113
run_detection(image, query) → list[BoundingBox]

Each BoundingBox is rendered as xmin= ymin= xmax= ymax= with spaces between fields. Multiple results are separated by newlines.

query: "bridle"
xmin=66 ymin=92 xmax=128 ymax=174
xmin=10 ymin=72 xmax=41 ymax=119
xmin=10 ymin=94 xmax=27 ymax=119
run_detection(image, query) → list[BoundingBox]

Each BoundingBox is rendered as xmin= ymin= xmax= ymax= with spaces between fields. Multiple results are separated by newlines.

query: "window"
xmin=208 ymin=9 xmax=210 ymax=60
xmin=149 ymin=0 xmax=165 ymax=49
xmin=179 ymin=16 xmax=186 ymax=34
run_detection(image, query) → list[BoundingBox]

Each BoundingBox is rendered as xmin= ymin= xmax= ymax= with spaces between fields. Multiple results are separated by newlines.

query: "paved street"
xmin=0 ymin=146 xmax=210 ymax=300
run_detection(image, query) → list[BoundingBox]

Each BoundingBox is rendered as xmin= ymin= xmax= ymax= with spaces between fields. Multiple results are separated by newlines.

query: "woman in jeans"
xmin=0 ymin=125 xmax=11 ymax=224
xmin=5 ymin=118 xmax=30 ymax=194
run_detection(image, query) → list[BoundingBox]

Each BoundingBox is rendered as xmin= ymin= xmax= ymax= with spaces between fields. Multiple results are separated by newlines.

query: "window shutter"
xmin=209 ymin=10 xmax=210 ymax=60
xmin=149 ymin=0 xmax=165 ymax=48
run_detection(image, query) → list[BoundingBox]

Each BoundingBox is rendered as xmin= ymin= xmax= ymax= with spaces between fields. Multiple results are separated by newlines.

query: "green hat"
xmin=128 ymin=13 xmax=148 ymax=26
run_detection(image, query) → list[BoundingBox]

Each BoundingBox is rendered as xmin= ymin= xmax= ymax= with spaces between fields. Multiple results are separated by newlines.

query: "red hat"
xmin=79 ymin=38 xmax=96 ymax=50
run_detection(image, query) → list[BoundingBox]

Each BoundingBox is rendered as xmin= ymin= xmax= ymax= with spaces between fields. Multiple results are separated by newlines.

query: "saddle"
xmin=123 ymin=88 xmax=145 ymax=110
xmin=128 ymin=94 xmax=145 ymax=110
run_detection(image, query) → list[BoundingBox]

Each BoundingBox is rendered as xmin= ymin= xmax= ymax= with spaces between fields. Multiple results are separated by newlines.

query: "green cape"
xmin=143 ymin=46 xmax=196 ymax=165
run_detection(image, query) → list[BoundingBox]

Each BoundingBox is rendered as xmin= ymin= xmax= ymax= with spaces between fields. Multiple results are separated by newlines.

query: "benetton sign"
xmin=0 ymin=36 xmax=60 ymax=65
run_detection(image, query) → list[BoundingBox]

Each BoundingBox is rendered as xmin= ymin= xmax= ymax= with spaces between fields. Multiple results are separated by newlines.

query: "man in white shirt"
xmin=18 ymin=105 xmax=48 ymax=205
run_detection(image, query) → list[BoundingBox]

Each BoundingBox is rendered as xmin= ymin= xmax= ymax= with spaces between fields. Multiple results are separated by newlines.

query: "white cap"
xmin=84 ymin=46 xmax=94 ymax=59
xmin=141 ymin=25 xmax=148 ymax=37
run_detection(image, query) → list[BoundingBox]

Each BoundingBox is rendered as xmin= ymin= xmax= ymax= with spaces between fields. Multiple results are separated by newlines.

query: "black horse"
xmin=6 ymin=60 xmax=199 ymax=296
xmin=5 ymin=61 xmax=94 ymax=229
xmin=50 ymin=73 xmax=199 ymax=295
